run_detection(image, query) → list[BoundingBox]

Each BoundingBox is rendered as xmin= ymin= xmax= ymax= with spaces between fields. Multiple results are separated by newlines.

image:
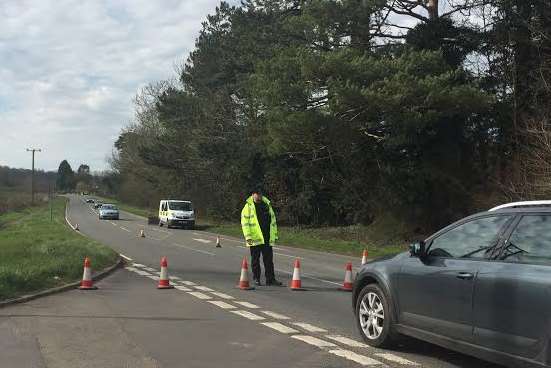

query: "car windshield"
xmin=102 ymin=205 xmax=117 ymax=210
xmin=168 ymin=201 xmax=192 ymax=211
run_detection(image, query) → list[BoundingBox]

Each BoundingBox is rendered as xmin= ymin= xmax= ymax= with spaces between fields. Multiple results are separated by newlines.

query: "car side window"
xmin=502 ymin=215 xmax=551 ymax=265
xmin=428 ymin=216 xmax=512 ymax=259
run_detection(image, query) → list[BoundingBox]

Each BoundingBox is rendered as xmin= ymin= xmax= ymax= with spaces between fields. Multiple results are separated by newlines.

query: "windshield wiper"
xmin=460 ymin=245 xmax=495 ymax=258
xmin=499 ymin=242 xmax=528 ymax=260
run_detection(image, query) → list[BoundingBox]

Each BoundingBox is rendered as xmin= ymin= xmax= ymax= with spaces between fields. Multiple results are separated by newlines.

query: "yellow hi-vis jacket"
xmin=241 ymin=196 xmax=278 ymax=246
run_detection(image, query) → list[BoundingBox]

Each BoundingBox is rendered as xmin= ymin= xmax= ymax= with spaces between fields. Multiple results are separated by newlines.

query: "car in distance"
xmin=94 ymin=202 xmax=103 ymax=209
xmin=85 ymin=198 xmax=95 ymax=204
xmin=98 ymin=204 xmax=119 ymax=220
xmin=158 ymin=199 xmax=195 ymax=229
xmin=353 ymin=201 xmax=551 ymax=368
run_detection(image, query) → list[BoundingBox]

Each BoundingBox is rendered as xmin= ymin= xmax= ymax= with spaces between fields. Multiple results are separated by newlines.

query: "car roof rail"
xmin=488 ymin=200 xmax=551 ymax=211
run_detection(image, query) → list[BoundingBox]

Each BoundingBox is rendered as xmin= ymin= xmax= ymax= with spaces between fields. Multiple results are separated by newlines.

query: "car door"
xmin=397 ymin=215 xmax=513 ymax=342
xmin=473 ymin=214 xmax=551 ymax=362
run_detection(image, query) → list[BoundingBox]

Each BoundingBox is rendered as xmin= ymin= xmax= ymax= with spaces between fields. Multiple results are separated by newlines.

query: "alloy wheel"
xmin=359 ymin=291 xmax=385 ymax=340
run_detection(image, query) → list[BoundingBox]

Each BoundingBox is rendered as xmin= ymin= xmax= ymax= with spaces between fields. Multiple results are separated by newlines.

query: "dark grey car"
xmin=353 ymin=202 xmax=551 ymax=368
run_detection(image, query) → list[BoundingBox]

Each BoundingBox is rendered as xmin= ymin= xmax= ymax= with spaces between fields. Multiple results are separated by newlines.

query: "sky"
xmin=0 ymin=0 xmax=238 ymax=172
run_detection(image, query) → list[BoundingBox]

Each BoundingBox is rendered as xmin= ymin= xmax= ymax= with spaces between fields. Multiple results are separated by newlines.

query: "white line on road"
xmin=328 ymin=349 xmax=383 ymax=366
xmin=110 ymin=221 xmax=118 ymax=226
xmin=325 ymin=335 xmax=368 ymax=348
xmin=132 ymin=263 xmax=146 ymax=268
xmin=274 ymin=252 xmax=301 ymax=259
xmin=193 ymin=285 xmax=214 ymax=292
xmin=172 ymin=243 xmax=216 ymax=256
xmin=375 ymin=353 xmax=418 ymax=366
xmin=192 ymin=238 xmax=212 ymax=244
xmin=142 ymin=266 xmax=157 ymax=272
xmin=234 ymin=301 xmax=259 ymax=309
xmin=124 ymin=266 xmax=139 ymax=272
xmin=230 ymin=310 xmax=265 ymax=321
xmin=210 ymin=292 xmax=234 ymax=300
xmin=180 ymin=281 xmax=196 ymax=286
xmin=292 ymin=322 xmax=327 ymax=333
xmin=169 ymin=276 xmax=181 ymax=281
xmin=174 ymin=285 xmax=192 ymax=292
xmin=134 ymin=270 xmax=152 ymax=276
xmin=120 ymin=226 xmax=131 ymax=232
xmin=261 ymin=322 xmax=299 ymax=334
xmin=261 ymin=311 xmax=290 ymax=320
xmin=187 ymin=291 xmax=212 ymax=300
xmin=208 ymin=301 xmax=237 ymax=310
xmin=291 ymin=335 xmax=336 ymax=348
xmin=275 ymin=268 xmax=341 ymax=286
xmin=119 ymin=253 xmax=133 ymax=261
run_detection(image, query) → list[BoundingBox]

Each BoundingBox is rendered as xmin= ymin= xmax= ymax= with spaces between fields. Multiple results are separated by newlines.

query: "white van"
xmin=158 ymin=200 xmax=195 ymax=229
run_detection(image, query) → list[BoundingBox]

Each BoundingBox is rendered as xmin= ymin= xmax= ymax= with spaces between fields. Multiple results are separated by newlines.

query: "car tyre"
xmin=355 ymin=283 xmax=397 ymax=348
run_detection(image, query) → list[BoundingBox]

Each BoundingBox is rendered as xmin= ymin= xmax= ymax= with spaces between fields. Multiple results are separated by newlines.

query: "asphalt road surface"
xmin=0 ymin=195 xmax=503 ymax=368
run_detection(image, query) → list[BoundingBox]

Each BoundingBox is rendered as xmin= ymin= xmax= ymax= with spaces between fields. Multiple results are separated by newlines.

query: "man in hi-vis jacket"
xmin=241 ymin=188 xmax=282 ymax=286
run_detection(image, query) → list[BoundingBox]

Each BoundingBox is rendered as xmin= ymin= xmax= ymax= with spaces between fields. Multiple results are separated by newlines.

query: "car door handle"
xmin=456 ymin=272 xmax=474 ymax=280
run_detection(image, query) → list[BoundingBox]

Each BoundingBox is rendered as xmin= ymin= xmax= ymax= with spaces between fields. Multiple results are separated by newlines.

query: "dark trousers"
xmin=250 ymin=244 xmax=275 ymax=282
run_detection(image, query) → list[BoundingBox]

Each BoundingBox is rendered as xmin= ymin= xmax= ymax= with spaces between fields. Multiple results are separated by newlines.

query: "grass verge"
xmin=0 ymin=197 xmax=118 ymax=301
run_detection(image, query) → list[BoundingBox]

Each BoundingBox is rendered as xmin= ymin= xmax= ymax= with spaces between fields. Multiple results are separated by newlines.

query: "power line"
xmin=26 ymin=148 xmax=42 ymax=205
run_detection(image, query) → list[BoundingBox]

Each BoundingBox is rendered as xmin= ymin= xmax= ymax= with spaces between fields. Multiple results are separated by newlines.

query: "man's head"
xmin=252 ymin=189 xmax=262 ymax=203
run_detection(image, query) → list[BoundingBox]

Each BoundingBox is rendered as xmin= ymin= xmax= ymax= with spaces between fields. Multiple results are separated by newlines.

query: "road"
xmin=0 ymin=195 xmax=502 ymax=368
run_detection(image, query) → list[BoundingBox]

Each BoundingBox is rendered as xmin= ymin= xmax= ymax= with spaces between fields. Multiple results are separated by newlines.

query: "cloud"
xmin=0 ymin=0 xmax=238 ymax=171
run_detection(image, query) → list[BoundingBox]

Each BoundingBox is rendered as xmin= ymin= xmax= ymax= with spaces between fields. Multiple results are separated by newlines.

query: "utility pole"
xmin=26 ymin=148 xmax=42 ymax=205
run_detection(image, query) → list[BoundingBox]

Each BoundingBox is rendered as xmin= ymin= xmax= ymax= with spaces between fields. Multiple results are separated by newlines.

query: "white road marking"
xmin=135 ymin=270 xmax=152 ymax=276
xmin=188 ymin=292 xmax=212 ymax=300
xmin=124 ymin=266 xmax=139 ymax=272
xmin=180 ymin=281 xmax=196 ymax=286
xmin=292 ymin=322 xmax=327 ymax=333
xmin=274 ymin=252 xmax=301 ymax=259
xmin=147 ymin=275 xmax=160 ymax=281
xmin=110 ymin=222 xmax=117 ymax=226
xmin=174 ymin=285 xmax=192 ymax=292
xmin=169 ymin=275 xmax=181 ymax=281
xmin=133 ymin=263 xmax=146 ymax=268
xmin=261 ymin=322 xmax=299 ymax=334
xmin=211 ymin=292 xmax=234 ymax=300
xmin=119 ymin=253 xmax=133 ymax=261
xmin=261 ymin=311 xmax=290 ymax=320
xmin=328 ymin=349 xmax=382 ymax=366
xmin=291 ymin=335 xmax=336 ymax=348
xmin=120 ymin=226 xmax=131 ymax=232
xmin=193 ymin=285 xmax=214 ymax=292
xmin=275 ymin=268 xmax=341 ymax=286
xmin=325 ymin=335 xmax=368 ymax=348
xmin=172 ymin=243 xmax=216 ymax=256
xmin=142 ymin=266 xmax=157 ymax=272
xmin=192 ymin=238 xmax=212 ymax=244
xmin=375 ymin=353 xmax=419 ymax=366
xmin=208 ymin=301 xmax=237 ymax=310
xmin=231 ymin=310 xmax=265 ymax=321
xmin=234 ymin=301 xmax=259 ymax=309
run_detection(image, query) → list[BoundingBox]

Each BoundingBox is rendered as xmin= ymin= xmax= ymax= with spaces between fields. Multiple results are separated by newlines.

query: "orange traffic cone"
xmin=216 ymin=236 xmax=221 ymax=248
xmin=139 ymin=229 xmax=145 ymax=238
xmin=157 ymin=256 xmax=174 ymax=289
xmin=361 ymin=249 xmax=368 ymax=265
xmin=74 ymin=223 xmax=79 ymax=231
xmin=79 ymin=257 xmax=97 ymax=290
xmin=237 ymin=257 xmax=255 ymax=290
xmin=290 ymin=259 xmax=305 ymax=290
xmin=340 ymin=262 xmax=354 ymax=291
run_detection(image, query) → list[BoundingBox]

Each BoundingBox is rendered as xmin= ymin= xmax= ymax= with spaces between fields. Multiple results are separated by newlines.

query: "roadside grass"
xmin=94 ymin=195 xmax=408 ymax=258
xmin=0 ymin=197 xmax=118 ymax=301
xmin=198 ymin=220 xmax=408 ymax=258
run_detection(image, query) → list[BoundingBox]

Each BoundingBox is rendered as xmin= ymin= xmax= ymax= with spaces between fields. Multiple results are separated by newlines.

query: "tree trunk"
xmin=427 ymin=0 xmax=438 ymax=20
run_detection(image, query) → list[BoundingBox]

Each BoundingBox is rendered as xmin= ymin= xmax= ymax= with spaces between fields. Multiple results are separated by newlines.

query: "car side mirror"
xmin=409 ymin=241 xmax=426 ymax=258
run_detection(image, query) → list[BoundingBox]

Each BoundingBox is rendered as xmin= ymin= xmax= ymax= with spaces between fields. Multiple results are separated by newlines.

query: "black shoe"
xmin=266 ymin=279 xmax=283 ymax=286
xmin=254 ymin=279 xmax=262 ymax=286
